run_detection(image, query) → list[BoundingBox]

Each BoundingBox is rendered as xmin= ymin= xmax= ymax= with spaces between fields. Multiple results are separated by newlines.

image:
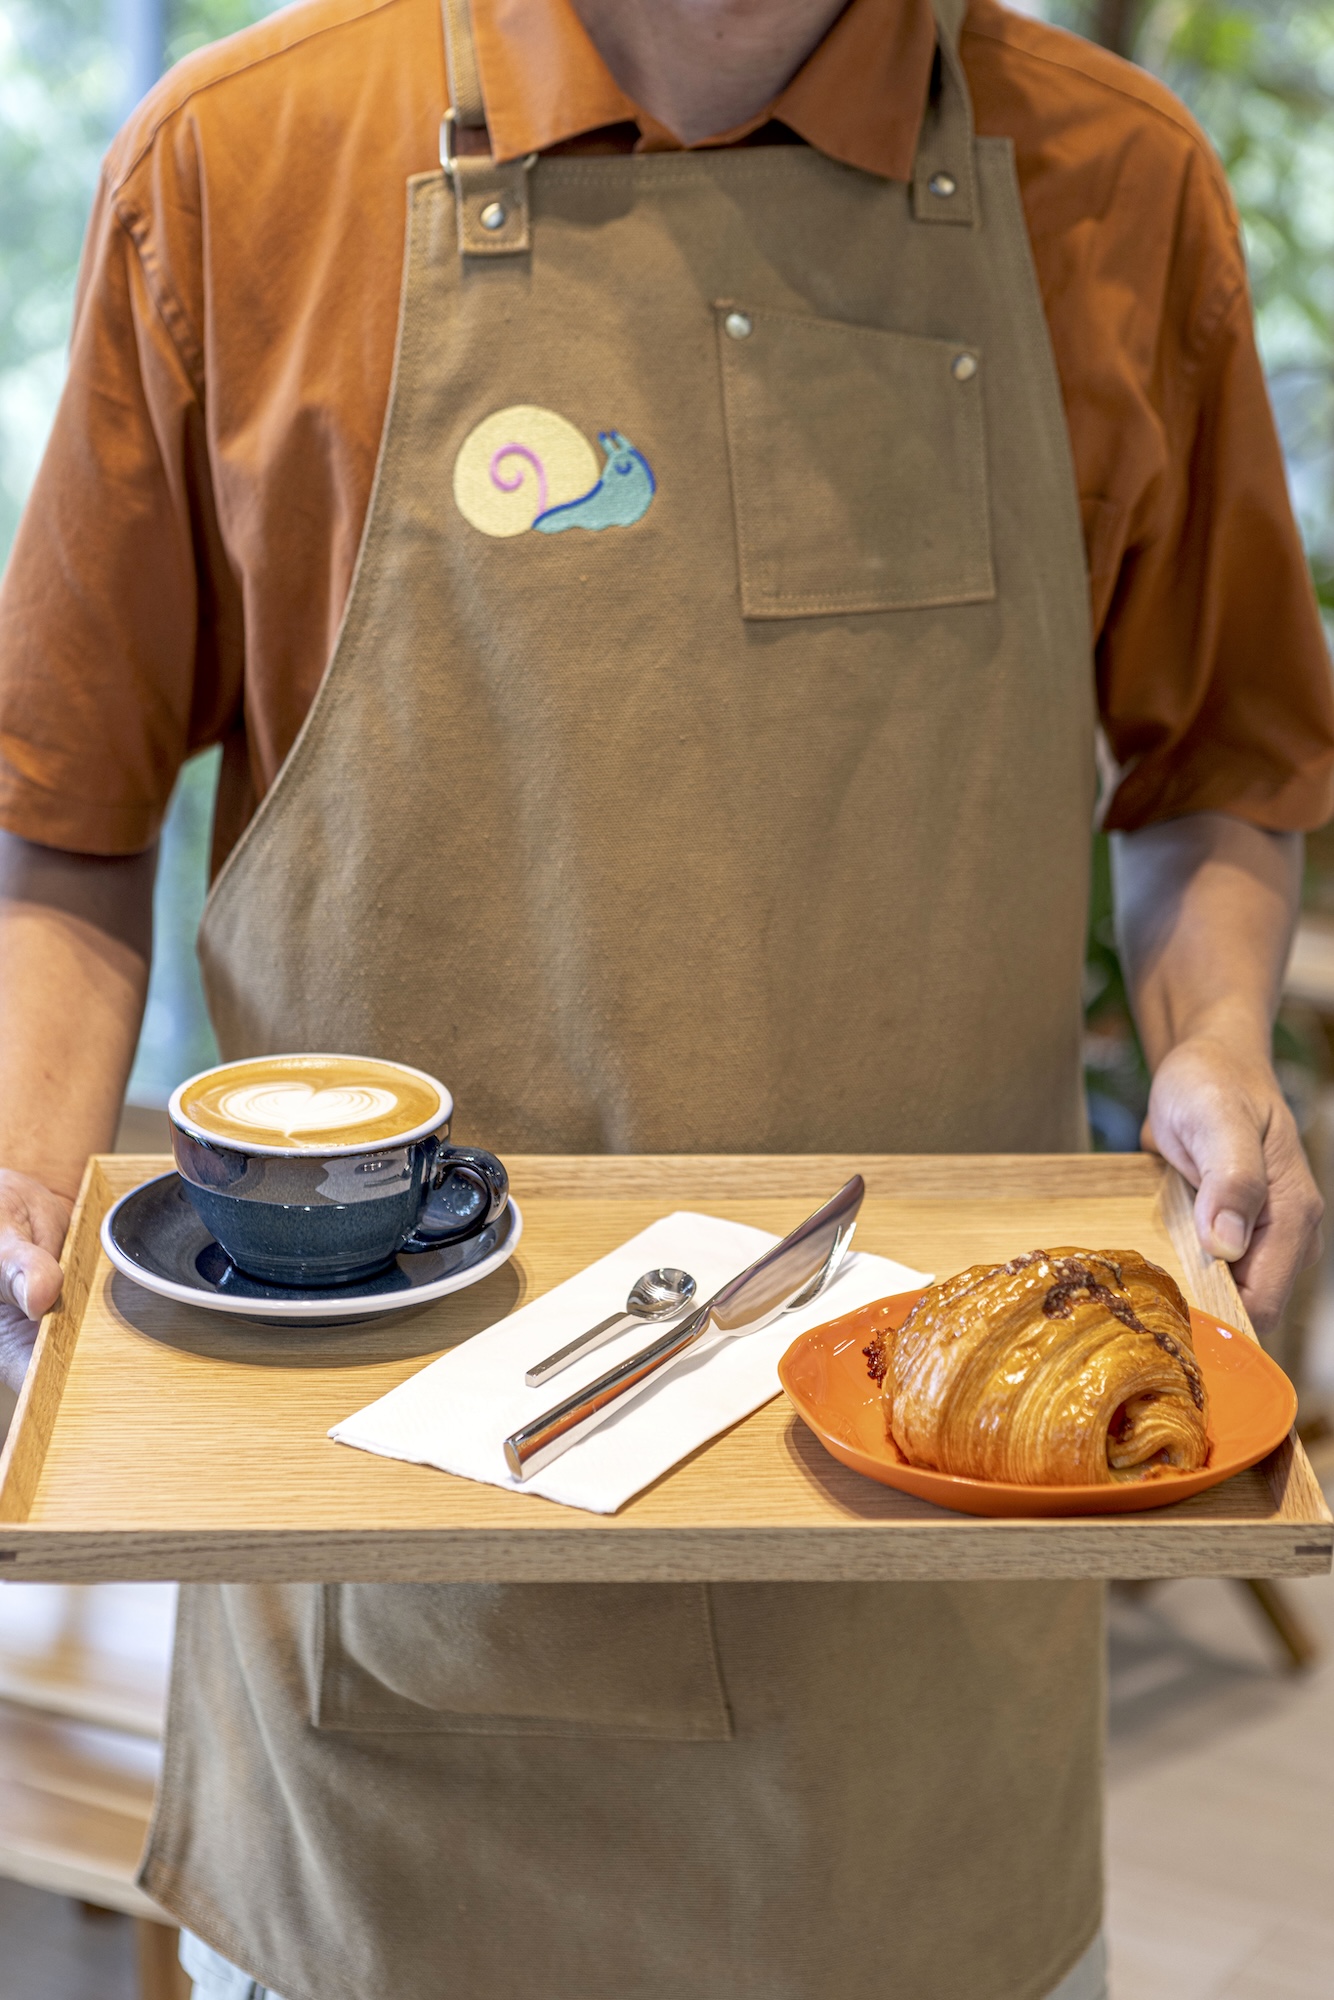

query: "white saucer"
xmin=101 ymin=1172 xmax=523 ymax=1325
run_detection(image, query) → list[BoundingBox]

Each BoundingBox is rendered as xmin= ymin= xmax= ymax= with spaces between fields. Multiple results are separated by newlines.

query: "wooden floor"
xmin=0 ymin=1880 xmax=138 ymax=1999
xmin=1106 ymin=1440 xmax=1334 ymax=2000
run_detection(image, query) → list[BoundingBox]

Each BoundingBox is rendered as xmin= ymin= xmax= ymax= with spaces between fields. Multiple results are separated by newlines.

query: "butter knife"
xmin=503 ymin=1175 xmax=864 ymax=1481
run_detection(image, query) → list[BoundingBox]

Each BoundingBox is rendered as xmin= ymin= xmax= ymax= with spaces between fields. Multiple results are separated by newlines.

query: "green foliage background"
xmin=0 ymin=0 xmax=283 ymax=558
xmin=0 ymin=0 xmax=282 ymax=1098
xmin=1053 ymin=0 xmax=1334 ymax=617
xmin=1049 ymin=0 xmax=1334 ymax=1145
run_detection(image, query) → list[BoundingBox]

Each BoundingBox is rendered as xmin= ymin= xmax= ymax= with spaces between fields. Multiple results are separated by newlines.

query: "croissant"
xmin=865 ymin=1248 xmax=1209 ymax=1486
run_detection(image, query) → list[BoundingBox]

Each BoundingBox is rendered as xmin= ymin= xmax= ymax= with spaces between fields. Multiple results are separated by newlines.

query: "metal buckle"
xmin=440 ymin=108 xmax=537 ymax=179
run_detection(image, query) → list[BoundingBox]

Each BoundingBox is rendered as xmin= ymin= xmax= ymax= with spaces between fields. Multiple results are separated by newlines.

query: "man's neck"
xmin=567 ymin=0 xmax=851 ymax=144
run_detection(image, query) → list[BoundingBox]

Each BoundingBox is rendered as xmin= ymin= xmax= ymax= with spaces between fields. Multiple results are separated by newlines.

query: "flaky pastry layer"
xmin=865 ymin=1248 xmax=1210 ymax=1486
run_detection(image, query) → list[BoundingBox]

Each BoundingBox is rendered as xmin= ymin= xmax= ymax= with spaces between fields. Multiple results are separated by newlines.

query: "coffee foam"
xmin=178 ymin=1057 xmax=443 ymax=1149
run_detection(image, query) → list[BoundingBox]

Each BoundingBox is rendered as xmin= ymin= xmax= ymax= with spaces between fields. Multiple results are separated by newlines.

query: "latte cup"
xmin=167 ymin=1055 xmax=509 ymax=1287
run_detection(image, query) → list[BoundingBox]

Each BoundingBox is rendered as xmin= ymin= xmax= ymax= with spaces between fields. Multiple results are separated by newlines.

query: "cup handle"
xmin=405 ymin=1142 xmax=509 ymax=1249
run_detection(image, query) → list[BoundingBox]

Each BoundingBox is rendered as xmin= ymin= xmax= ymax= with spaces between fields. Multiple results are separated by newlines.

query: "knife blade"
xmin=503 ymin=1174 xmax=864 ymax=1482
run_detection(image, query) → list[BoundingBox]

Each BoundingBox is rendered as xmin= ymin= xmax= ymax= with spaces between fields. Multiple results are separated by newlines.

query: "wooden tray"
xmin=1 ymin=1154 xmax=1329 ymax=1583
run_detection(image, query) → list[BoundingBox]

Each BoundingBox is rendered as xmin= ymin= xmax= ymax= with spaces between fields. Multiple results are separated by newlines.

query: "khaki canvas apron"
xmin=144 ymin=5 xmax=1105 ymax=1995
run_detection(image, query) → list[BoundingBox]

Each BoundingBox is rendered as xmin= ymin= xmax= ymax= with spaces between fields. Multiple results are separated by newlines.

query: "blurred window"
xmin=0 ymin=0 xmax=282 ymax=1107
xmin=1047 ymin=0 xmax=1334 ymax=630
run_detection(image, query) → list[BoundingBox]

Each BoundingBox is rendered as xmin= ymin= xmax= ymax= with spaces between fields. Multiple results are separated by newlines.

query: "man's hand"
xmin=0 ymin=834 xmax=156 ymax=1395
xmin=1113 ymin=813 xmax=1317 ymax=1339
xmin=0 ymin=1170 xmax=72 ymax=1393
xmin=1143 ymin=1034 xmax=1322 ymax=1336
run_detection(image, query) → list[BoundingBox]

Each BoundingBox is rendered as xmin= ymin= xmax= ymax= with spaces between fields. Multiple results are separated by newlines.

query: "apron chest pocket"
xmin=313 ymin=1582 xmax=733 ymax=1740
xmin=716 ymin=302 xmax=996 ymax=619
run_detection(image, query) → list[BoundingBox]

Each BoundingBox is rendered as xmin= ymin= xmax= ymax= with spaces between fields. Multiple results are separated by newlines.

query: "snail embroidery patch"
xmin=453 ymin=404 xmax=656 ymax=539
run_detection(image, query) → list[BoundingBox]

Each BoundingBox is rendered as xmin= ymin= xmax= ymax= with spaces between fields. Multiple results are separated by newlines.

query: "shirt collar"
xmin=472 ymin=0 xmax=940 ymax=183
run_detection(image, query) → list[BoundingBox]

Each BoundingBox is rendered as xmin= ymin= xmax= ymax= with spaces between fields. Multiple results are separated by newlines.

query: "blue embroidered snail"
xmin=455 ymin=409 xmax=657 ymax=538
xmin=531 ymin=431 xmax=656 ymax=533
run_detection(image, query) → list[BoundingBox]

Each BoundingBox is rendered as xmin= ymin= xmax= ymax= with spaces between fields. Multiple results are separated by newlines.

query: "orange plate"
xmin=778 ymin=1291 xmax=1297 ymax=1518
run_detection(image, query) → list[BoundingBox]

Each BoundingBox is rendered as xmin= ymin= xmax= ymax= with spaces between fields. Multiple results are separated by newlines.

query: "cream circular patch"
xmin=453 ymin=405 xmax=600 ymax=538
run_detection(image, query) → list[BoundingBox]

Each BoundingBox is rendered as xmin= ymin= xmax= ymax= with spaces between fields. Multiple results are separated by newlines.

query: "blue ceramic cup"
xmin=168 ymin=1055 xmax=508 ymax=1287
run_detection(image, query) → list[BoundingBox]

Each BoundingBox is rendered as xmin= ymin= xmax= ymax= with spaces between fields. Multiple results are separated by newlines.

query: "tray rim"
xmin=1 ymin=1151 xmax=1329 ymax=1584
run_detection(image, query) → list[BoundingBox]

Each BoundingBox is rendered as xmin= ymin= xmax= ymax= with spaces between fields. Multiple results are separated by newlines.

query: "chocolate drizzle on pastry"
xmin=1036 ymin=1255 xmax=1206 ymax=1411
xmin=870 ymin=1246 xmax=1210 ymax=1486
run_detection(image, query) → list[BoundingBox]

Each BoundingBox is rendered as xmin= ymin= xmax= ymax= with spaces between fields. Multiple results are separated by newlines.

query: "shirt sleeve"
xmin=0 ymin=165 xmax=236 ymax=855
xmin=1096 ymin=267 xmax=1334 ymax=834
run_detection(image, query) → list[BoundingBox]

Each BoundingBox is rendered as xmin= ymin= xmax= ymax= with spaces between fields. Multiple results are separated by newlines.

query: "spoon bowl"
xmin=628 ymin=1267 xmax=696 ymax=1318
xmin=525 ymin=1264 xmax=697 ymax=1387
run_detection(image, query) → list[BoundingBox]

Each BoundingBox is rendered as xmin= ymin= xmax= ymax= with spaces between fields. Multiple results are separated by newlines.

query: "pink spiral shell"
xmin=490 ymin=444 xmax=548 ymax=518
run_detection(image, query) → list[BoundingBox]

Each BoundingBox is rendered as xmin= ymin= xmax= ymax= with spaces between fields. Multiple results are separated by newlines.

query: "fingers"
xmin=0 ymin=1231 xmax=64 ymax=1321
xmin=1192 ymin=1126 xmax=1268 ymax=1266
xmin=1227 ymin=1121 xmax=1324 ymax=1338
xmin=1144 ymin=1041 xmax=1323 ymax=1338
xmin=0 ymin=1308 xmax=40 ymax=1396
xmin=0 ymin=1172 xmax=71 ymax=1394
xmin=1143 ymin=1049 xmax=1269 ymax=1259
xmin=0 ymin=1220 xmax=64 ymax=1397
xmin=0 ymin=1169 xmax=71 ymax=1318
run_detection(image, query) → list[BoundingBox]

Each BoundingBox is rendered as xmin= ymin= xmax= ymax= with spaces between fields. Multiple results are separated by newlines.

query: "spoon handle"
xmin=505 ymin=1177 xmax=864 ymax=1482
xmin=524 ymin=1310 xmax=643 ymax=1388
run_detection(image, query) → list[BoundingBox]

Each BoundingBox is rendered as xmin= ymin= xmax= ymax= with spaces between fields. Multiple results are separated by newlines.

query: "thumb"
xmin=1189 ymin=1120 xmax=1268 ymax=1265
xmin=0 ymin=1230 xmax=64 ymax=1322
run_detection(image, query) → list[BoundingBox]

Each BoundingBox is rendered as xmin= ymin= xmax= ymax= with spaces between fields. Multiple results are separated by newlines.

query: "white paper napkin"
xmin=330 ymin=1210 xmax=929 ymax=1514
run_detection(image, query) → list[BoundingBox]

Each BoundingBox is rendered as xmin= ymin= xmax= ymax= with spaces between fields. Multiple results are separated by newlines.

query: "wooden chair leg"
xmin=1238 ymin=1578 xmax=1321 ymax=1672
xmin=135 ymin=1919 xmax=192 ymax=2000
xmin=1117 ymin=1577 xmax=1321 ymax=1673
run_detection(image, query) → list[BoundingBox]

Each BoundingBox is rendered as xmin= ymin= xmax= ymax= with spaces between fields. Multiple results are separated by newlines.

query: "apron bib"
xmin=197 ymin=5 xmax=1094 ymax=1158
xmin=145 ymin=7 xmax=1105 ymax=1995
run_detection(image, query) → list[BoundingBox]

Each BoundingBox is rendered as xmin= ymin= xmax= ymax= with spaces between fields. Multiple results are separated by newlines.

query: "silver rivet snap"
xmin=952 ymin=351 xmax=978 ymax=382
xmin=928 ymin=171 xmax=958 ymax=199
xmin=479 ymin=200 xmax=507 ymax=232
xmin=724 ymin=310 xmax=754 ymax=341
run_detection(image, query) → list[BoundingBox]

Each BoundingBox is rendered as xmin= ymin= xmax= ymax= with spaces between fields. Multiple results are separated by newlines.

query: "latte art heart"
xmin=217 ymin=1082 xmax=400 ymax=1138
xmin=177 ymin=1056 xmax=445 ymax=1149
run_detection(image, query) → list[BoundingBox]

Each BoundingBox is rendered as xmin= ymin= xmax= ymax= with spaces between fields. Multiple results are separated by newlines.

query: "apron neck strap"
xmin=911 ymin=0 xmax=978 ymax=226
xmin=438 ymin=0 xmax=975 ymax=247
xmin=440 ymin=0 xmax=534 ymax=257
xmin=442 ymin=0 xmax=486 ymax=133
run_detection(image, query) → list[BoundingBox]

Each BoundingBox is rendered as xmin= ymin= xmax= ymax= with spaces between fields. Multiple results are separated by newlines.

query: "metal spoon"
xmin=524 ymin=1266 xmax=697 ymax=1388
xmin=505 ymin=1176 xmax=863 ymax=1481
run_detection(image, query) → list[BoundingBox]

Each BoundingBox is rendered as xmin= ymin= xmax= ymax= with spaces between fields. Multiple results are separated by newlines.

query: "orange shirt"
xmin=0 ymin=0 xmax=1330 ymax=868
